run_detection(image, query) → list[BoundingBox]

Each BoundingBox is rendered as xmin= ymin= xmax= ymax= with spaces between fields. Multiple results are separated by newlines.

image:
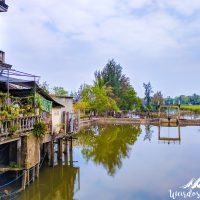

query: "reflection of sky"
xmin=74 ymin=126 xmax=200 ymax=200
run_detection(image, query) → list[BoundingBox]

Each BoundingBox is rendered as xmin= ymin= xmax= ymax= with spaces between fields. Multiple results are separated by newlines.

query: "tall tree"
xmin=143 ymin=82 xmax=153 ymax=108
xmin=100 ymin=59 xmax=140 ymax=111
xmin=101 ymin=59 xmax=122 ymax=97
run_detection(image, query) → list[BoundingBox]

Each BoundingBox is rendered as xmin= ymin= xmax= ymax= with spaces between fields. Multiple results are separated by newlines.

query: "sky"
xmin=0 ymin=0 xmax=200 ymax=97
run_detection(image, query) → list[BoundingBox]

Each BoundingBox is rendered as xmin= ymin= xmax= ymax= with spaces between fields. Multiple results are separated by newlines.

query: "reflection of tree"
xmin=143 ymin=125 xmax=153 ymax=142
xmin=75 ymin=124 xmax=141 ymax=176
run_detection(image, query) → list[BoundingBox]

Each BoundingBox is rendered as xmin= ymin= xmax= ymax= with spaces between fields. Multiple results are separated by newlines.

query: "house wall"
xmin=52 ymin=107 xmax=63 ymax=133
xmin=52 ymin=96 xmax=73 ymax=113
xmin=51 ymin=96 xmax=73 ymax=133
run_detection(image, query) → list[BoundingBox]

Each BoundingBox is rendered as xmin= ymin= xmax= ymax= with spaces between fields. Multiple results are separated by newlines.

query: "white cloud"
xmin=1 ymin=0 xmax=200 ymax=96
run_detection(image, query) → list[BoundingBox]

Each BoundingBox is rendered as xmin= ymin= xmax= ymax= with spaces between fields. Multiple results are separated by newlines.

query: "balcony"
xmin=0 ymin=116 xmax=41 ymax=137
xmin=0 ymin=0 xmax=8 ymax=12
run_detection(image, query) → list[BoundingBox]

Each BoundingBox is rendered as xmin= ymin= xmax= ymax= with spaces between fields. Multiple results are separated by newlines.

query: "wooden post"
xmin=22 ymin=170 xmax=27 ymax=190
xmin=69 ymin=137 xmax=73 ymax=152
xmin=36 ymin=163 xmax=39 ymax=178
xmin=69 ymin=146 xmax=73 ymax=166
xmin=178 ymin=126 xmax=181 ymax=144
xmin=26 ymin=169 xmax=30 ymax=186
xmin=65 ymin=141 xmax=68 ymax=166
xmin=47 ymin=141 xmax=54 ymax=166
xmin=58 ymin=138 xmax=63 ymax=160
xmin=64 ymin=112 xmax=67 ymax=134
xmin=178 ymin=105 xmax=181 ymax=120
xmin=77 ymin=110 xmax=80 ymax=131
xmin=50 ymin=141 xmax=54 ymax=166
xmin=158 ymin=106 xmax=161 ymax=118
xmin=158 ymin=126 xmax=161 ymax=141
xmin=32 ymin=166 xmax=35 ymax=182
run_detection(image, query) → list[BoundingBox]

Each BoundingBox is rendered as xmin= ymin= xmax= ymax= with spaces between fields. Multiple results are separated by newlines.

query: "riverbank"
xmin=79 ymin=117 xmax=200 ymax=128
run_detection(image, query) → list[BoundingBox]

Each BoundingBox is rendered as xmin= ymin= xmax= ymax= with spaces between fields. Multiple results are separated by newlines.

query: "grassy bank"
xmin=181 ymin=105 xmax=200 ymax=111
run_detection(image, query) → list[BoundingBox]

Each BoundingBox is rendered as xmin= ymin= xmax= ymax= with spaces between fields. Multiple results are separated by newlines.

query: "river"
xmin=17 ymin=124 xmax=200 ymax=200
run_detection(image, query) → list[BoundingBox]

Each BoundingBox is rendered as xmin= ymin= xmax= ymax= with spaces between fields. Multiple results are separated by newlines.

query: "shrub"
xmin=33 ymin=121 xmax=46 ymax=138
xmin=9 ymin=125 xmax=18 ymax=135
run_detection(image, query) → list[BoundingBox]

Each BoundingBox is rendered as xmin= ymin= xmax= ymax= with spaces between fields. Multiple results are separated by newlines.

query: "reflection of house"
xmin=0 ymin=0 xmax=8 ymax=12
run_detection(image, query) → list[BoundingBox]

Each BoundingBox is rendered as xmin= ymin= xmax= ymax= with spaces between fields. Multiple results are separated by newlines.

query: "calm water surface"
xmin=18 ymin=124 xmax=200 ymax=200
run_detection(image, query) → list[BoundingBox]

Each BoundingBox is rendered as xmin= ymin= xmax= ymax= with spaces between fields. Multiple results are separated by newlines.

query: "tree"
xmin=75 ymin=83 xmax=119 ymax=115
xmin=39 ymin=81 xmax=50 ymax=94
xmin=120 ymin=86 xmax=141 ymax=111
xmin=143 ymin=82 xmax=153 ymax=108
xmin=101 ymin=59 xmax=122 ymax=97
xmin=100 ymin=59 xmax=141 ymax=111
xmin=52 ymin=86 xmax=68 ymax=96
xmin=152 ymin=91 xmax=164 ymax=106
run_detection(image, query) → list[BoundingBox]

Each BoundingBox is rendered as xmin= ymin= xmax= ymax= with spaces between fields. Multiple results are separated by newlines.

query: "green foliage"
xmin=95 ymin=59 xmax=141 ymax=111
xmin=78 ymin=83 xmax=119 ymax=115
xmin=39 ymin=81 xmax=50 ymax=94
xmin=33 ymin=121 xmax=46 ymax=138
xmin=74 ymin=59 xmax=141 ymax=113
xmin=9 ymin=163 xmax=20 ymax=168
xmin=165 ymin=94 xmax=200 ymax=105
xmin=9 ymin=125 xmax=18 ymax=134
xmin=143 ymin=82 xmax=153 ymax=107
xmin=52 ymin=86 xmax=68 ymax=96
xmin=119 ymin=86 xmax=140 ymax=111
xmin=181 ymin=105 xmax=200 ymax=111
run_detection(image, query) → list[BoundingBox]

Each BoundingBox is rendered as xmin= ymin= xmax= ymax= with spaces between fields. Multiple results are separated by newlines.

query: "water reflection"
xmin=75 ymin=124 xmax=141 ymax=176
xmin=158 ymin=126 xmax=181 ymax=145
xmin=18 ymin=146 xmax=80 ymax=200
xmin=143 ymin=125 xmax=154 ymax=142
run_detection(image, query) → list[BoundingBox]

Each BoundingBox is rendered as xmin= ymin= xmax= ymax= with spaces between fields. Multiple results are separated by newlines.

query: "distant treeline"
xmin=164 ymin=94 xmax=200 ymax=105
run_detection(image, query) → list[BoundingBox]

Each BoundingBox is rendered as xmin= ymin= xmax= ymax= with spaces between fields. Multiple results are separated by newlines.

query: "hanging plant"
xmin=33 ymin=121 xmax=46 ymax=138
xmin=9 ymin=125 xmax=18 ymax=135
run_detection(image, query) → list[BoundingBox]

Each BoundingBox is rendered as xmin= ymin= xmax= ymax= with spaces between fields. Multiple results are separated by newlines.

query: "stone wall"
xmin=21 ymin=132 xmax=40 ymax=169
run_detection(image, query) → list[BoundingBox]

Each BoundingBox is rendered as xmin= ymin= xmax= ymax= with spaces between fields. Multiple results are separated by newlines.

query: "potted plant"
xmin=9 ymin=125 xmax=18 ymax=137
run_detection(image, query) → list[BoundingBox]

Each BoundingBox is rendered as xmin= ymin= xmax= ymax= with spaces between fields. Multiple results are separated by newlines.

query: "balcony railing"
xmin=0 ymin=116 xmax=41 ymax=136
xmin=0 ymin=0 xmax=8 ymax=12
